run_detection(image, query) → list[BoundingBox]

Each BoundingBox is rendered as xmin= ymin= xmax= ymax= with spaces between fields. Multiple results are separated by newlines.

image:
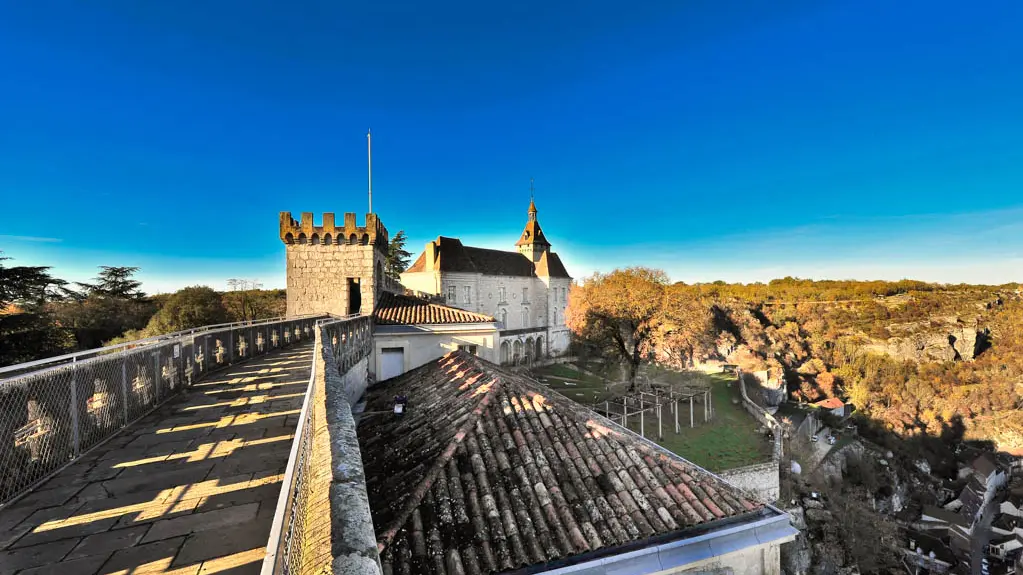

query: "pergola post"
xmin=657 ymin=401 xmax=663 ymax=441
xmin=690 ymin=396 xmax=694 ymax=428
xmin=674 ymin=398 xmax=680 ymax=433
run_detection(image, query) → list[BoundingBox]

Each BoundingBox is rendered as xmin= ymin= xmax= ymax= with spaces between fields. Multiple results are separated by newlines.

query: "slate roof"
xmin=959 ymin=477 xmax=986 ymax=520
xmin=357 ymin=352 xmax=765 ymax=575
xmin=406 ymin=236 xmax=571 ymax=279
xmin=922 ymin=505 xmax=969 ymax=528
xmin=972 ymin=453 xmax=999 ymax=478
xmin=374 ymin=292 xmax=495 ymax=325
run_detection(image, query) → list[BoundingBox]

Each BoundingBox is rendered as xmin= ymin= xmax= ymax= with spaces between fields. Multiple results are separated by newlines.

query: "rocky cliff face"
xmin=865 ymin=325 xmax=985 ymax=363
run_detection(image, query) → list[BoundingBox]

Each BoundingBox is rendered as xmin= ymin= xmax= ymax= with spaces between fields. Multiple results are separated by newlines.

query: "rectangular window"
xmin=522 ymin=307 xmax=529 ymax=328
xmin=522 ymin=287 xmax=529 ymax=303
xmin=463 ymin=286 xmax=471 ymax=304
xmin=562 ymin=287 xmax=566 ymax=302
xmin=457 ymin=344 xmax=478 ymax=355
xmin=498 ymin=287 xmax=506 ymax=302
xmin=447 ymin=286 xmax=456 ymax=302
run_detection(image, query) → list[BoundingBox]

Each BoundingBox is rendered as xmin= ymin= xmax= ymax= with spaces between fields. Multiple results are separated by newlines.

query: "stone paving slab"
xmin=0 ymin=344 xmax=313 ymax=575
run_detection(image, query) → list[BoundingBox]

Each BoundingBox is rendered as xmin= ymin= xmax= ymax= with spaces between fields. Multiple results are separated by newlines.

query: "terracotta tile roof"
xmin=404 ymin=236 xmax=571 ymax=278
xmin=812 ymin=397 xmax=845 ymax=410
xmin=374 ymin=292 xmax=494 ymax=325
xmin=358 ymin=352 xmax=764 ymax=575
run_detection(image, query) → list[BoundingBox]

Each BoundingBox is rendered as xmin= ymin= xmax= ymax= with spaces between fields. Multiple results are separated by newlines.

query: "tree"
xmin=75 ymin=266 xmax=145 ymax=299
xmin=224 ymin=279 xmax=267 ymax=322
xmin=656 ymin=283 xmax=715 ymax=369
xmin=144 ymin=286 xmax=229 ymax=335
xmin=0 ymin=255 xmax=72 ymax=366
xmin=567 ymin=268 xmax=668 ymax=389
xmin=56 ymin=266 xmax=153 ymax=348
xmin=386 ymin=230 xmax=412 ymax=280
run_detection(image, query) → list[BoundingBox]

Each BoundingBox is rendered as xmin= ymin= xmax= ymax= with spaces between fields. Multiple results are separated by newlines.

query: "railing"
xmin=0 ymin=315 xmax=325 ymax=507
xmin=0 ymin=314 xmax=324 ymax=380
xmin=262 ymin=315 xmax=375 ymax=575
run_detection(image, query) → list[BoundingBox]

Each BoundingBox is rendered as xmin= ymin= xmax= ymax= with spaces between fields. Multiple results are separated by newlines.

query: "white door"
xmin=380 ymin=348 xmax=405 ymax=381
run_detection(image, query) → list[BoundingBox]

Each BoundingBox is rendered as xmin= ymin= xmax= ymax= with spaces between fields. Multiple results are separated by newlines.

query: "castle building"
xmin=400 ymin=200 xmax=573 ymax=363
xmin=280 ymin=211 xmax=501 ymax=379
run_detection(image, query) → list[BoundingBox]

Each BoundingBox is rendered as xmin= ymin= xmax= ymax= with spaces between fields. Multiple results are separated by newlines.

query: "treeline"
xmin=568 ymin=268 xmax=1023 ymax=446
xmin=0 ymin=255 xmax=285 ymax=367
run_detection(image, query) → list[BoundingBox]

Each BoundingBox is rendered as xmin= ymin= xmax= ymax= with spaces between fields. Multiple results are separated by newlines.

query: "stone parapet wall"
xmin=729 ymin=373 xmax=783 ymax=503
xmin=719 ymin=461 xmax=781 ymax=503
xmin=273 ymin=317 xmax=379 ymax=575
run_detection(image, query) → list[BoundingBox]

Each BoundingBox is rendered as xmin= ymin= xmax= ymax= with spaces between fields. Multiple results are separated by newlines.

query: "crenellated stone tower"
xmin=279 ymin=212 xmax=389 ymax=317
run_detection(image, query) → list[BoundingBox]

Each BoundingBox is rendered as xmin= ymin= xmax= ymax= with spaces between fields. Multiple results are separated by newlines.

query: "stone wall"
xmin=280 ymin=318 xmax=379 ymax=575
xmin=728 ymin=373 xmax=783 ymax=503
xmin=281 ymin=212 xmax=399 ymax=318
xmin=719 ymin=461 xmax=781 ymax=504
xmin=285 ymin=243 xmax=384 ymax=317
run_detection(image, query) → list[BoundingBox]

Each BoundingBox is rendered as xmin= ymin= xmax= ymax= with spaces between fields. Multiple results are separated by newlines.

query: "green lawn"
xmin=531 ymin=363 xmax=611 ymax=404
xmin=535 ymin=363 xmax=773 ymax=472
xmin=613 ymin=372 xmax=772 ymax=471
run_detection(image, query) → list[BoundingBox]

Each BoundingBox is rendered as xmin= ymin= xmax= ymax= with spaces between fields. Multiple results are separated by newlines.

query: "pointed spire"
xmin=528 ymin=178 xmax=537 ymax=221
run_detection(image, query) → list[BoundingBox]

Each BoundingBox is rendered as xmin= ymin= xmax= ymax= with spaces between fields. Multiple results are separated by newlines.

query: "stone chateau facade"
xmin=280 ymin=202 xmax=571 ymax=373
xmin=400 ymin=200 xmax=573 ymax=362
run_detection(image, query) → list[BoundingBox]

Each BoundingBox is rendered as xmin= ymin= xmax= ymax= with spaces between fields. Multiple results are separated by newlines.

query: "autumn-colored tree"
xmin=567 ymin=268 xmax=668 ymax=389
xmin=656 ymin=283 xmax=715 ymax=369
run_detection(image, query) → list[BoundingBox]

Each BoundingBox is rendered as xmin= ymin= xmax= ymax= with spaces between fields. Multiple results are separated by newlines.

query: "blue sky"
xmin=1 ymin=0 xmax=1021 ymax=293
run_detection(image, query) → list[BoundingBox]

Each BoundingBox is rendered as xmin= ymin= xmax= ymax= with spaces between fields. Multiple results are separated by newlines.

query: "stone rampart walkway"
xmin=0 ymin=343 xmax=313 ymax=575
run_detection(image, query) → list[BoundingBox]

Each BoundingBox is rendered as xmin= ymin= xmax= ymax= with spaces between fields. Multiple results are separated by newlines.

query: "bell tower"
xmin=515 ymin=197 xmax=551 ymax=263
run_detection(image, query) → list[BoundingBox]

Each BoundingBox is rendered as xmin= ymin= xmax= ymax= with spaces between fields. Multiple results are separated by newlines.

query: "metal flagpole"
xmin=367 ymin=130 xmax=373 ymax=213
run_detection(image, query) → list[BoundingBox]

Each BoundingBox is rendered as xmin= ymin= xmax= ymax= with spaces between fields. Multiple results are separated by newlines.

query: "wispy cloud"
xmin=0 ymin=235 xmax=63 ymax=243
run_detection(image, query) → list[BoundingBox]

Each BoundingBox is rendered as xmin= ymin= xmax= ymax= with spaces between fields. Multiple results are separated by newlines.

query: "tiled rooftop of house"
xmin=374 ymin=292 xmax=495 ymax=325
xmin=811 ymin=397 xmax=845 ymax=410
xmin=357 ymin=351 xmax=764 ymax=575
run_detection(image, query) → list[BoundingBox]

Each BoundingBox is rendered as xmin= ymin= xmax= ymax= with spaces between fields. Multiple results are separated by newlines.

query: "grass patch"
xmin=532 ymin=363 xmax=611 ymax=404
xmin=531 ymin=362 xmax=773 ymax=471
xmin=614 ymin=372 xmax=773 ymax=471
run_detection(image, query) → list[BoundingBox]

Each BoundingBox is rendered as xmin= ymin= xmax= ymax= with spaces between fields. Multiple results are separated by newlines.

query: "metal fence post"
xmin=121 ymin=358 xmax=129 ymax=426
xmin=70 ymin=362 xmax=80 ymax=458
xmin=154 ymin=350 xmax=161 ymax=403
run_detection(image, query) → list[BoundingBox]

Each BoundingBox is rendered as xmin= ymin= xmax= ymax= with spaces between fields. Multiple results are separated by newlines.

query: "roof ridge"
xmin=375 ymin=353 xmax=505 ymax=551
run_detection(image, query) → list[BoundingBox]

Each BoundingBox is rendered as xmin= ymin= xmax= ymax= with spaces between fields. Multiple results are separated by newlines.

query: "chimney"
xmin=425 ymin=240 xmax=438 ymax=271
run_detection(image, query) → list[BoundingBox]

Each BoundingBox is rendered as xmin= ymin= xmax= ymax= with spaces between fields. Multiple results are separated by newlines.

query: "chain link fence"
xmin=0 ymin=315 xmax=324 ymax=507
xmin=263 ymin=315 xmax=373 ymax=575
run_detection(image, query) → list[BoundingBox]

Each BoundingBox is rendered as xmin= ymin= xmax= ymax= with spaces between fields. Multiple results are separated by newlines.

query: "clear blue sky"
xmin=1 ymin=0 xmax=1021 ymax=292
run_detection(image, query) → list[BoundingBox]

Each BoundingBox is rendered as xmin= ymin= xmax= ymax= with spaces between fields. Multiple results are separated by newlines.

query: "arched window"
xmin=500 ymin=341 xmax=510 ymax=364
xmin=323 ymin=233 xmax=332 ymax=245
xmin=349 ymin=233 xmax=358 ymax=245
xmin=499 ymin=308 xmax=508 ymax=326
xmin=310 ymin=233 xmax=320 ymax=245
xmin=512 ymin=340 xmax=522 ymax=364
xmin=535 ymin=337 xmax=544 ymax=359
xmin=361 ymin=233 xmax=370 ymax=245
xmin=284 ymin=233 xmax=294 ymax=244
xmin=521 ymin=307 xmax=529 ymax=328
xmin=298 ymin=233 xmax=307 ymax=245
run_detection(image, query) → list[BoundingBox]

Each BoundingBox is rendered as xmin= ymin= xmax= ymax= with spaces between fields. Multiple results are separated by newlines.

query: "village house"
xmin=400 ymin=199 xmax=573 ymax=364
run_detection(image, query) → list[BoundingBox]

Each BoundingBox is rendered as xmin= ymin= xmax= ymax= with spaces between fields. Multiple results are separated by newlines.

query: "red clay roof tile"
xmin=358 ymin=352 xmax=765 ymax=574
xmin=374 ymin=291 xmax=494 ymax=325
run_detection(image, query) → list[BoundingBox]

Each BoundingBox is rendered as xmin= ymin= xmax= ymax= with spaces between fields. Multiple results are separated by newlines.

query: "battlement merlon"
xmin=279 ymin=211 xmax=389 ymax=249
